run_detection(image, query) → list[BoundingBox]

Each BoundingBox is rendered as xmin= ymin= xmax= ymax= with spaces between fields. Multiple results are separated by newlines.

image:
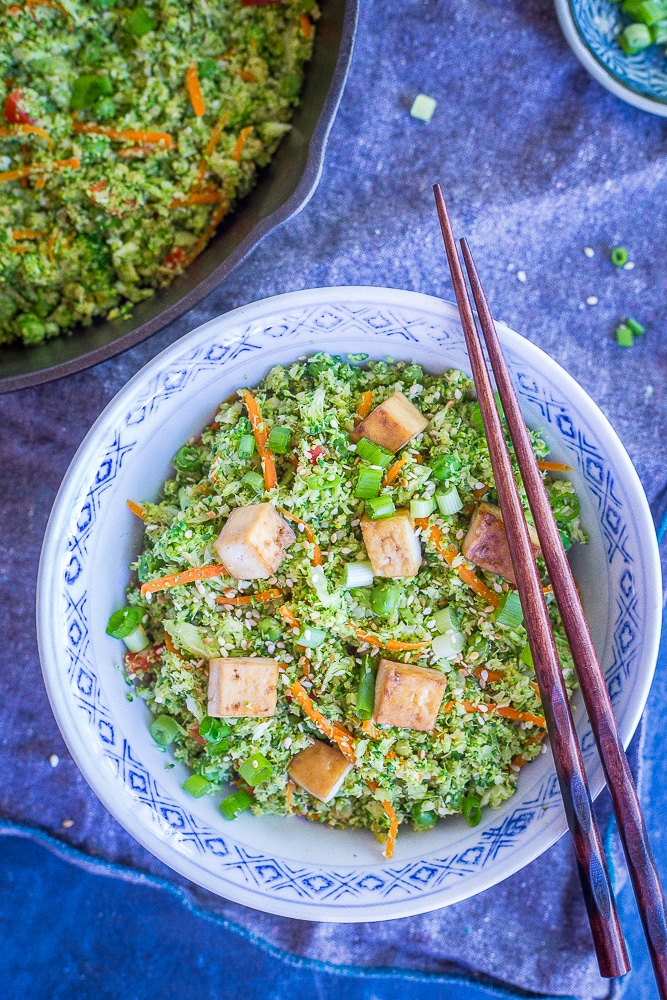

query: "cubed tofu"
xmin=288 ymin=740 xmax=353 ymax=803
xmin=360 ymin=510 xmax=422 ymax=578
xmin=207 ymin=657 xmax=279 ymax=718
xmin=350 ymin=391 xmax=429 ymax=452
xmin=214 ymin=502 xmax=295 ymax=580
xmin=373 ymin=658 xmax=447 ymax=732
xmin=461 ymin=501 xmax=540 ymax=586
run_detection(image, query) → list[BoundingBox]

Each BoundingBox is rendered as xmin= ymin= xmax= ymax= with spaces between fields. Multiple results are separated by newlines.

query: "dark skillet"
xmin=0 ymin=0 xmax=358 ymax=393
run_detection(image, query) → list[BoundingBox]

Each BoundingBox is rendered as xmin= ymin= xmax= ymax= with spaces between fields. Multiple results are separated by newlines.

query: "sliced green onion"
xmin=70 ymin=74 xmax=114 ymax=110
xmin=355 ymin=465 xmax=384 ymax=499
xmin=182 ymin=774 xmax=212 ymax=798
xmin=199 ymin=716 xmax=231 ymax=745
xmin=471 ymin=392 xmax=503 ymax=432
xmin=432 ymin=630 xmax=465 ymax=659
xmin=461 ymin=795 xmax=482 ymax=827
xmin=149 ymin=714 xmax=181 ymax=746
xmin=494 ymin=590 xmax=524 ymax=628
xmin=355 ymin=438 xmax=394 ymax=468
xmin=238 ymin=434 xmax=255 ymax=460
xmin=370 ymin=581 xmax=401 ymax=618
xmin=619 ymin=22 xmax=652 ymax=52
xmin=242 ymin=470 xmax=265 ymax=493
xmin=615 ymin=324 xmax=634 ymax=348
xmin=393 ymin=739 xmax=411 ymax=757
xmin=550 ymin=492 xmax=580 ymax=521
xmin=239 ymin=751 xmax=272 ymax=786
xmin=123 ymin=625 xmax=150 ymax=653
xmin=610 ymin=246 xmax=628 ymax=267
xmin=409 ymin=498 xmax=435 ymax=519
xmin=559 ymin=529 xmax=573 ymax=553
xmin=622 ymin=0 xmax=666 ymax=24
xmin=436 ymin=486 xmax=463 ymax=516
xmin=220 ymin=788 xmax=253 ymax=820
xmin=433 ymin=606 xmax=460 ymax=634
xmin=431 ymin=453 xmax=462 ymax=481
xmin=520 ymin=643 xmax=534 ymax=668
xmin=296 ymin=625 xmax=327 ymax=648
xmin=197 ymin=56 xmax=219 ymax=78
xmin=173 ymin=443 xmax=202 ymax=474
xmin=267 ymin=425 xmax=291 ymax=454
xmin=106 ymin=606 xmax=143 ymax=639
xmin=307 ymin=473 xmax=341 ymax=490
xmin=126 ymin=5 xmax=156 ymax=36
xmin=412 ymin=802 xmax=438 ymax=830
xmin=342 ymin=561 xmax=374 ymax=589
xmin=258 ymin=617 xmax=282 ymax=642
xmin=626 ymin=316 xmax=645 ymax=336
xmin=356 ymin=655 xmax=376 ymax=720
xmin=365 ymin=496 xmax=396 ymax=520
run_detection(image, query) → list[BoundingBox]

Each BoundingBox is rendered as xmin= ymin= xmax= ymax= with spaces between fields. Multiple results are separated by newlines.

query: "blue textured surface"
xmin=1 ymin=0 xmax=666 ymax=996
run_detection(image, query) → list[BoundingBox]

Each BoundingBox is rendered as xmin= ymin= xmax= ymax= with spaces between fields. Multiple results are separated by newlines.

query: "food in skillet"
xmin=0 ymin=0 xmax=317 ymax=346
xmin=108 ymin=355 xmax=585 ymax=857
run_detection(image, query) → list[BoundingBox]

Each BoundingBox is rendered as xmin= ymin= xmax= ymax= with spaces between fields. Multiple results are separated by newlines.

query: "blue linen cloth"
xmin=0 ymin=0 xmax=666 ymax=996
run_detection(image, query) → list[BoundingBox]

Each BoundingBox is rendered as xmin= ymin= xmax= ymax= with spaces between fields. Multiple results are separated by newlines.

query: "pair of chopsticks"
xmin=433 ymin=184 xmax=667 ymax=990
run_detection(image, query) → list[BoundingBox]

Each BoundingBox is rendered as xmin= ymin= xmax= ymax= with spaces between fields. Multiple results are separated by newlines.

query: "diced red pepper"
xmin=307 ymin=445 xmax=325 ymax=465
xmin=161 ymin=246 xmax=188 ymax=269
xmin=125 ymin=643 xmax=164 ymax=674
xmin=187 ymin=724 xmax=207 ymax=746
xmin=3 ymin=89 xmax=35 ymax=125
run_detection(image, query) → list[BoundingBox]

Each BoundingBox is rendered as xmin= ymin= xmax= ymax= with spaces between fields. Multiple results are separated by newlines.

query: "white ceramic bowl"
xmin=37 ymin=286 xmax=661 ymax=921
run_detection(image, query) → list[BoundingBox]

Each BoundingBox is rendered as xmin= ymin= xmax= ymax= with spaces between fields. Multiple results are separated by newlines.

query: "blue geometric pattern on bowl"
xmin=40 ymin=288 xmax=659 ymax=920
xmin=570 ymin=0 xmax=667 ymax=103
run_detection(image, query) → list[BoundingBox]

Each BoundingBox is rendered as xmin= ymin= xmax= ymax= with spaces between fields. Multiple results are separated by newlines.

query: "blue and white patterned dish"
xmin=37 ymin=287 xmax=661 ymax=921
xmin=556 ymin=0 xmax=667 ymax=115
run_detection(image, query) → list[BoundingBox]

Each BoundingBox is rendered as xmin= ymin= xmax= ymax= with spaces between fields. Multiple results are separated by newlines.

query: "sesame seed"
xmin=516 ymin=271 xmax=527 ymax=283
xmin=49 ymin=754 xmax=59 ymax=768
xmin=61 ymin=819 xmax=74 ymax=829
xmin=624 ymin=261 xmax=635 ymax=270
xmin=583 ymin=247 xmax=594 ymax=258
xmin=586 ymin=296 xmax=598 ymax=306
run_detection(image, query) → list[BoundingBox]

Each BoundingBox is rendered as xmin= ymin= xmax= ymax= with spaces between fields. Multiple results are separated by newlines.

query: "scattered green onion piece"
xmin=520 ymin=643 xmax=534 ymax=668
xmin=550 ymin=492 xmax=581 ymax=521
xmin=199 ymin=716 xmax=230 ymax=745
xmin=365 ymin=496 xmax=396 ymax=520
xmin=238 ymin=434 xmax=255 ymax=460
xmin=431 ymin=453 xmax=462 ymax=481
xmin=342 ymin=560 xmax=374 ymax=589
xmin=461 ymin=795 xmax=482 ymax=827
xmin=123 ymin=625 xmax=150 ymax=653
xmin=409 ymin=498 xmax=436 ymax=519
xmin=296 ymin=625 xmax=327 ymax=648
xmin=412 ymin=802 xmax=438 ymax=830
xmin=432 ymin=630 xmax=465 ymax=660
xmin=622 ymin=0 xmax=667 ymax=24
xmin=70 ymin=74 xmax=114 ymax=110
xmin=182 ymin=774 xmax=212 ymax=798
xmin=356 ymin=655 xmax=376 ymax=720
xmin=242 ymin=470 xmax=265 ymax=493
xmin=626 ymin=316 xmax=645 ymax=335
xmin=220 ymin=788 xmax=253 ymax=820
xmin=173 ymin=443 xmax=202 ymax=474
xmin=126 ymin=5 xmax=156 ymax=36
xmin=433 ymin=606 xmax=460 ymax=635
xmin=258 ymin=617 xmax=282 ymax=642
xmin=106 ymin=606 xmax=143 ymax=639
xmin=393 ymin=739 xmax=411 ymax=757
xmin=651 ymin=16 xmax=667 ymax=39
xmin=615 ymin=325 xmax=634 ymax=347
xmin=239 ymin=751 xmax=272 ymax=786
xmin=471 ymin=391 xmax=503 ymax=432
xmin=494 ymin=591 xmax=524 ymax=628
xmin=619 ymin=22 xmax=652 ymax=52
xmin=197 ymin=56 xmax=219 ymax=79
xmin=149 ymin=714 xmax=181 ymax=746
xmin=307 ymin=473 xmax=341 ymax=490
xmin=370 ymin=581 xmax=401 ymax=618
xmin=610 ymin=246 xmax=629 ymax=266
xmin=559 ymin=529 xmax=573 ymax=553
xmin=267 ymin=425 xmax=291 ymax=454
xmin=355 ymin=465 xmax=384 ymax=499
xmin=355 ymin=438 xmax=394 ymax=468
xmin=436 ymin=486 xmax=463 ymax=516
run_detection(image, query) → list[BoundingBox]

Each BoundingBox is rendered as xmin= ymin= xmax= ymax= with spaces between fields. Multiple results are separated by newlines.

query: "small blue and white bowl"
xmin=556 ymin=0 xmax=667 ymax=114
xmin=37 ymin=287 xmax=662 ymax=921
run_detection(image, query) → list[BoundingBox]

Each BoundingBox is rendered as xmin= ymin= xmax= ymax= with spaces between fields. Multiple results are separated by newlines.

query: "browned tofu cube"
xmin=214 ymin=502 xmax=295 ymax=579
xmin=360 ymin=511 xmax=422 ymax=578
xmin=373 ymin=658 xmax=447 ymax=731
xmin=461 ymin=501 xmax=540 ymax=586
xmin=289 ymin=740 xmax=353 ymax=803
xmin=350 ymin=391 xmax=429 ymax=452
xmin=207 ymin=657 xmax=279 ymax=718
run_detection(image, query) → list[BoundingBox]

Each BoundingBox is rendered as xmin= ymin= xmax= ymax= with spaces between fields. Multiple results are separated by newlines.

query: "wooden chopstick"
xmin=433 ymin=184 xmax=629 ymax=980
xmin=459 ymin=237 xmax=667 ymax=997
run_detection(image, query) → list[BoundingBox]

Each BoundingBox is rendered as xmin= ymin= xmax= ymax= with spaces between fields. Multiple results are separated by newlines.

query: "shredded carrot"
xmin=415 ymin=454 xmax=423 ymax=464
xmin=216 ymin=587 xmax=281 ymax=606
xmin=0 ymin=124 xmax=53 ymax=146
xmin=169 ymin=189 xmax=222 ymax=208
xmin=140 ymin=564 xmax=226 ymax=596
xmin=537 ymin=460 xmax=572 ymax=472
xmin=288 ymin=681 xmax=356 ymax=762
xmin=351 ymin=625 xmax=431 ymax=651
xmin=300 ymin=656 xmax=311 ymax=678
xmin=473 ymin=664 xmax=504 ymax=683
xmin=194 ymin=110 xmax=230 ymax=188
xmin=473 ymin=485 xmax=488 ymax=501
xmin=9 ymin=247 xmax=30 ymax=254
xmin=164 ymin=633 xmax=178 ymax=655
xmin=361 ymin=719 xmax=379 ymax=738
xmin=442 ymin=699 xmax=547 ymax=730
xmin=242 ymin=390 xmax=278 ymax=490
xmin=34 ymin=176 xmax=46 ymax=189
xmin=12 ymin=229 xmax=44 ymax=240
xmin=231 ymin=125 xmax=253 ymax=162
xmin=381 ymin=799 xmax=398 ymax=859
xmin=183 ymin=199 xmax=229 ymax=265
xmin=427 ymin=526 xmax=501 ymax=608
xmin=126 ymin=499 xmax=145 ymax=519
xmin=356 ymin=390 xmax=374 ymax=419
xmin=413 ymin=516 xmax=430 ymax=529
xmin=384 ymin=454 xmax=409 ymax=485
xmin=285 ymin=779 xmax=295 ymax=813
xmin=300 ymin=12 xmax=313 ymax=38
xmin=276 ymin=507 xmax=322 ymax=566
xmin=543 ymin=585 xmax=553 ymax=596
xmin=8 ymin=5 xmax=21 ymax=13
xmin=73 ymin=122 xmax=174 ymax=147
xmin=0 ymin=156 xmax=80 ymax=185
xmin=278 ymin=605 xmax=300 ymax=629
xmin=185 ymin=65 xmax=206 ymax=118
xmin=512 ymin=754 xmax=526 ymax=768
xmin=237 ymin=69 xmax=258 ymax=83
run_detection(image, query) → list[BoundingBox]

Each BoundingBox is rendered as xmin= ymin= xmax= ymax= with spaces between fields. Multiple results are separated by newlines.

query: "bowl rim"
xmin=0 ymin=0 xmax=359 ymax=394
xmin=36 ymin=285 xmax=663 ymax=920
xmin=555 ymin=0 xmax=667 ymax=116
